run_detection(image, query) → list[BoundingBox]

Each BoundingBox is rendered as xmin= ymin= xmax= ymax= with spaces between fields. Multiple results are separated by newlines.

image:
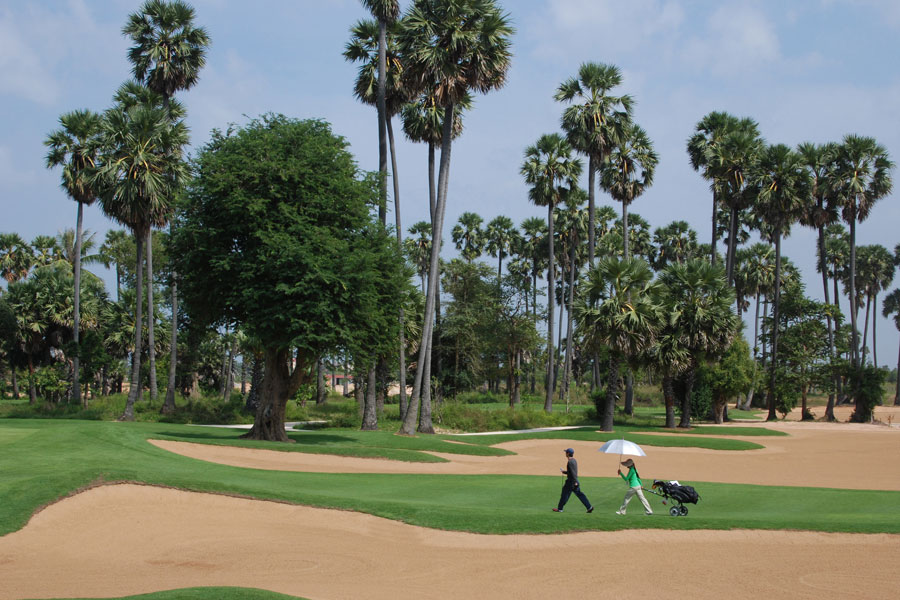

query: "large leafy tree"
xmin=577 ymin=257 xmax=659 ymax=431
xmin=600 ymin=121 xmax=657 ymax=260
xmin=174 ymin=115 xmax=406 ymax=441
xmin=94 ymin=93 xmax=189 ymax=420
xmin=832 ymin=135 xmax=894 ymax=373
xmin=751 ymin=144 xmax=811 ymax=421
xmin=521 ymin=133 xmax=582 ymax=412
xmin=555 ymin=62 xmax=631 ymax=266
xmin=123 ymin=0 xmax=209 ymax=412
xmin=397 ymin=0 xmax=513 ymax=434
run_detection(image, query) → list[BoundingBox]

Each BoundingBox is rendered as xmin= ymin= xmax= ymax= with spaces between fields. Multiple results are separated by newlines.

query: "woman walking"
xmin=616 ymin=458 xmax=653 ymax=515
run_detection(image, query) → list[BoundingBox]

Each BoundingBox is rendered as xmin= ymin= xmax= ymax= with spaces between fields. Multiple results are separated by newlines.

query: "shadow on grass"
xmin=157 ymin=430 xmax=358 ymax=446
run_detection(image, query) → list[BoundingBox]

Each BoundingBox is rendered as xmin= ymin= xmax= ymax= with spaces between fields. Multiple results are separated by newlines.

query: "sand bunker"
xmin=2 ymin=419 xmax=899 ymax=600
xmin=150 ymin=419 xmax=900 ymax=490
xmin=0 ymin=484 xmax=897 ymax=600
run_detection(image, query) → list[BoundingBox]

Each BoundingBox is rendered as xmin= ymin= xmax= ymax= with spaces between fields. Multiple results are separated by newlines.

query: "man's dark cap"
xmin=565 ymin=448 xmax=574 ymax=455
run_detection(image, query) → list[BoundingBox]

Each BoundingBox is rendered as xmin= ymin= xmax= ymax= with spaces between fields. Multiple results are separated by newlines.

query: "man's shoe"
xmin=615 ymin=510 xmax=625 ymax=515
xmin=587 ymin=507 xmax=594 ymax=513
xmin=645 ymin=512 xmax=653 ymax=516
xmin=552 ymin=508 xmax=563 ymax=512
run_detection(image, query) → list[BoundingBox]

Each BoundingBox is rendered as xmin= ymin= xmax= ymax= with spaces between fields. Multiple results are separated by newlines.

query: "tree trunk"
xmin=545 ymin=201 xmax=556 ymax=413
xmin=679 ymin=367 xmax=694 ymax=428
xmin=376 ymin=18 xmax=388 ymax=226
xmin=161 ymin=266 xmax=178 ymax=415
xmin=428 ymin=142 xmax=436 ymax=222
xmin=625 ymin=372 xmax=634 ymax=416
xmin=402 ymin=105 xmax=454 ymax=435
xmin=588 ymin=157 xmax=596 ymax=266
xmin=387 ymin=118 xmax=408 ymax=420
xmin=801 ymin=380 xmax=810 ymax=420
xmin=72 ymin=202 xmax=83 ymax=405
xmin=602 ymin=353 xmax=619 ymax=432
xmin=245 ymin=353 xmax=262 ymax=413
xmin=767 ymin=232 xmax=783 ymax=422
xmin=240 ymin=355 xmax=247 ymax=397
xmin=514 ymin=350 xmax=521 ymax=406
xmin=342 ymin=360 xmax=349 ymax=396
xmin=362 ymin=366 xmax=378 ymax=430
xmin=849 ymin=216 xmax=859 ymax=368
xmin=121 ymin=230 xmax=145 ymax=420
xmin=710 ymin=189 xmax=717 ymax=265
xmin=861 ymin=294 xmax=872 ymax=364
xmin=316 ymin=358 xmax=327 ymax=405
xmin=622 ymin=200 xmax=630 ymax=259
xmin=146 ymin=232 xmax=157 ymax=402
xmin=726 ymin=206 xmax=738 ymax=285
xmin=872 ymin=291 xmax=879 ymax=369
xmin=663 ymin=374 xmax=676 ymax=429
xmin=818 ymin=225 xmax=837 ymax=417
xmin=11 ymin=369 xmax=19 ymax=399
xmin=561 ymin=233 xmax=576 ymax=405
xmin=189 ymin=371 xmax=200 ymax=399
xmin=27 ymin=355 xmax=36 ymax=405
xmin=224 ymin=338 xmax=236 ymax=403
xmin=555 ymin=288 xmax=565 ymax=398
xmin=242 ymin=347 xmax=309 ymax=442
xmin=418 ymin=330 xmax=435 ymax=434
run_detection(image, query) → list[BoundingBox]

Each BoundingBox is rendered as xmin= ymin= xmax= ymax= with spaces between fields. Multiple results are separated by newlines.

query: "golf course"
xmin=1 ymin=406 xmax=899 ymax=600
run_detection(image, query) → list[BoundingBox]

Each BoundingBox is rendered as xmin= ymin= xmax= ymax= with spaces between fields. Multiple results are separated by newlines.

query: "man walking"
xmin=553 ymin=448 xmax=593 ymax=513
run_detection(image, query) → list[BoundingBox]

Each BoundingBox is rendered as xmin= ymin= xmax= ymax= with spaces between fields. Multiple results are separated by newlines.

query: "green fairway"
xmin=1 ymin=419 xmax=898 ymax=538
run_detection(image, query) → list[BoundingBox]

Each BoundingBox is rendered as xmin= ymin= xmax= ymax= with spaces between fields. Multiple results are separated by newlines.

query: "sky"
xmin=1 ymin=0 xmax=899 ymax=367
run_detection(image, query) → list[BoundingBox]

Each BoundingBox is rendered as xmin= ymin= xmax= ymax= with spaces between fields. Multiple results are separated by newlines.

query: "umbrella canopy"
xmin=598 ymin=439 xmax=646 ymax=457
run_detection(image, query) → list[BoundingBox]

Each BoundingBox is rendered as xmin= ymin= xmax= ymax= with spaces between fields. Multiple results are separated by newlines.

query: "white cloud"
xmin=681 ymin=3 xmax=780 ymax=76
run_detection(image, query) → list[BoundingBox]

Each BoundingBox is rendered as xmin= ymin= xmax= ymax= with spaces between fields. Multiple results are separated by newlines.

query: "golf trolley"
xmin=646 ymin=479 xmax=700 ymax=517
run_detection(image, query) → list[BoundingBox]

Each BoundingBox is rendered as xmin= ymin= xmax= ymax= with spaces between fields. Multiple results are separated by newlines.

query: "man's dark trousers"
xmin=558 ymin=480 xmax=591 ymax=511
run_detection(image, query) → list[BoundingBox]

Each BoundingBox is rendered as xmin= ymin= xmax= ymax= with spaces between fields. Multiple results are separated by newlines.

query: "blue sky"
xmin=2 ymin=0 xmax=899 ymax=365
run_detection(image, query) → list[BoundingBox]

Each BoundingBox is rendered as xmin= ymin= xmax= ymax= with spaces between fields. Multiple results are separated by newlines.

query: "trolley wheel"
xmin=679 ymin=506 xmax=688 ymax=516
xmin=669 ymin=506 xmax=680 ymax=517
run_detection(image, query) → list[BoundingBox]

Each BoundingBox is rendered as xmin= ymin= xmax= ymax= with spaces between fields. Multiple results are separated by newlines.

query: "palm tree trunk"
xmin=562 ymin=236 xmax=576 ymax=405
xmin=818 ymin=225 xmax=836 ymax=420
xmin=622 ymin=201 xmax=630 ymax=259
xmin=872 ymin=291 xmax=879 ymax=368
xmin=555 ymin=288 xmax=564 ymax=398
xmin=894 ymin=337 xmax=900 ymax=405
xmin=744 ymin=290 xmax=762 ymax=410
xmin=710 ymin=189 xmax=718 ymax=265
xmin=72 ymin=202 xmax=83 ymax=405
xmin=376 ymin=18 xmax=388 ymax=226
xmin=27 ymin=355 xmax=36 ymax=405
xmin=162 ymin=257 xmax=178 ymax=415
xmin=146 ymin=232 xmax=157 ymax=402
xmin=419 ymin=330 xmax=435 ymax=433
xmin=602 ymin=353 xmax=619 ymax=431
xmin=545 ymin=201 xmax=556 ymax=413
xmin=849 ymin=216 xmax=859 ymax=368
xmin=387 ymin=118 xmax=408 ymax=419
xmin=532 ymin=269 xmax=537 ymax=394
xmin=121 ymin=230 xmax=145 ymax=420
xmin=767 ymin=232 xmax=783 ymax=422
xmin=402 ymin=103 xmax=454 ymax=435
xmin=726 ymin=207 xmax=738 ymax=285
xmin=663 ymin=374 xmax=676 ymax=428
xmin=428 ymin=142 xmax=436 ymax=222
xmin=861 ymin=294 xmax=872 ymax=364
xmin=588 ymin=157 xmax=596 ymax=266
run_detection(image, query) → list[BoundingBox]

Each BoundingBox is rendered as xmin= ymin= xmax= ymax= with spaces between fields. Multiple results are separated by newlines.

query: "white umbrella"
xmin=598 ymin=438 xmax=646 ymax=463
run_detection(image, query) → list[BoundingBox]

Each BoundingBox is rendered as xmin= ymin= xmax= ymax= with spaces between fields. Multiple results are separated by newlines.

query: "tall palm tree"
xmin=657 ymin=259 xmax=737 ymax=427
xmin=577 ymin=257 xmax=659 ymax=431
xmin=882 ymin=289 xmax=900 ymax=405
xmin=856 ymin=244 xmax=894 ymax=367
xmin=94 ymin=97 xmax=189 ymax=420
xmin=711 ymin=121 xmax=764 ymax=284
xmin=451 ymin=212 xmax=485 ymax=262
xmin=832 ymin=135 xmax=894 ymax=374
xmin=556 ymin=190 xmax=587 ymax=403
xmin=600 ymin=121 xmax=657 ymax=260
xmin=751 ymin=144 xmax=811 ymax=421
xmin=521 ymin=133 xmax=582 ymax=412
xmin=485 ymin=215 xmax=518 ymax=283
xmin=358 ymin=0 xmax=400 ymax=225
xmin=123 ymin=0 xmax=209 ymax=412
xmin=687 ymin=111 xmax=741 ymax=266
xmin=396 ymin=0 xmax=513 ymax=435
xmin=44 ymin=109 xmax=104 ymax=405
xmin=0 ymin=234 xmax=33 ymax=283
xmin=555 ymin=62 xmax=632 ymax=266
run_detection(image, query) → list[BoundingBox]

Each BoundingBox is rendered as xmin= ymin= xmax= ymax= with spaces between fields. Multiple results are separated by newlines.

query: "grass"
xmin=1 ymin=419 xmax=899 ymax=540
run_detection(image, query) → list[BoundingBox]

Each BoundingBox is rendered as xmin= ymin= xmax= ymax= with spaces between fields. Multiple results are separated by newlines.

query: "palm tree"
xmin=485 ymin=215 xmax=518 ymax=283
xmin=751 ymin=144 xmax=812 ymax=421
xmin=396 ymin=0 xmax=513 ymax=435
xmin=521 ymin=133 xmax=582 ymax=412
xmin=832 ymin=136 xmax=894 ymax=375
xmin=99 ymin=229 xmax=132 ymax=302
xmin=709 ymin=119 xmax=764 ymax=284
xmin=404 ymin=221 xmax=432 ymax=294
xmin=657 ymin=259 xmax=737 ymax=427
xmin=44 ymin=108 xmax=104 ymax=405
xmin=123 ymin=0 xmax=209 ymax=412
xmin=30 ymin=235 xmax=63 ymax=267
xmin=556 ymin=190 xmax=587 ymax=403
xmin=0 ymin=234 xmax=34 ymax=285
xmin=451 ymin=212 xmax=485 ymax=263
xmin=555 ymin=62 xmax=632 ymax=266
xmin=882 ymin=289 xmax=900 ymax=405
xmin=94 ymin=97 xmax=189 ymax=420
xmin=577 ymin=257 xmax=659 ymax=431
xmin=687 ymin=111 xmax=741 ymax=266
xmin=358 ymin=0 xmax=400 ymax=224
xmin=600 ymin=121 xmax=657 ymax=260
xmin=650 ymin=220 xmax=698 ymax=270
xmin=856 ymin=244 xmax=894 ymax=367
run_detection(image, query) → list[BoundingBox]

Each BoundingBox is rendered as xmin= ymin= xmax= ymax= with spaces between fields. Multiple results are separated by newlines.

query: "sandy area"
xmin=1 ymin=419 xmax=900 ymax=599
xmin=150 ymin=417 xmax=900 ymax=490
xmin=0 ymin=484 xmax=897 ymax=600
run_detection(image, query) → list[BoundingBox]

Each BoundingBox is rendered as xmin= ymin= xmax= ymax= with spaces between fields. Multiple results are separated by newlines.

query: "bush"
xmin=849 ymin=365 xmax=885 ymax=423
